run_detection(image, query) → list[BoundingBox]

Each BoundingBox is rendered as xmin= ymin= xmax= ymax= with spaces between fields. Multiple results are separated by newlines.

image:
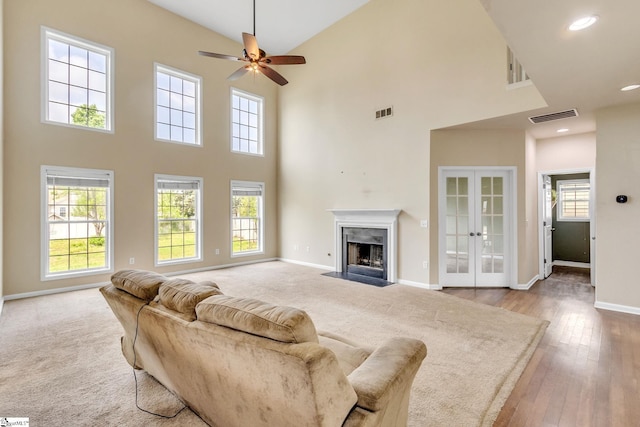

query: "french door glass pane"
xmin=445 ymin=177 xmax=470 ymax=273
xmin=481 ymin=177 xmax=504 ymax=274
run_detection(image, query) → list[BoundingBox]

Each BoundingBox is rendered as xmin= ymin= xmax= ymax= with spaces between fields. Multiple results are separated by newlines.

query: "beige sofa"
xmin=100 ymin=269 xmax=427 ymax=427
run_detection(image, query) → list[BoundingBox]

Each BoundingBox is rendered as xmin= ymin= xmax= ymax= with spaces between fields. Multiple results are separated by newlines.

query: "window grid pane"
xmin=231 ymin=91 xmax=263 ymax=155
xmin=45 ymin=31 xmax=110 ymax=130
xmin=231 ymin=184 xmax=263 ymax=254
xmin=155 ymin=68 xmax=200 ymax=145
xmin=558 ymin=180 xmax=590 ymax=221
xmin=156 ymin=182 xmax=201 ymax=263
xmin=46 ymin=182 xmax=109 ymax=275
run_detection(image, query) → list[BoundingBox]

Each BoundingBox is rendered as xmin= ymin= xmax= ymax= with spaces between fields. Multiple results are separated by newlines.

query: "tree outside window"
xmin=231 ymin=182 xmax=263 ymax=255
xmin=155 ymin=176 xmax=202 ymax=264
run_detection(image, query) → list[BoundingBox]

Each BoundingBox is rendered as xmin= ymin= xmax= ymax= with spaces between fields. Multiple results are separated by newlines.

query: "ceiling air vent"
xmin=528 ymin=109 xmax=579 ymax=124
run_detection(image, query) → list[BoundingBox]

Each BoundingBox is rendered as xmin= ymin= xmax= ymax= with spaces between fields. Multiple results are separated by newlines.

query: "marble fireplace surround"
xmin=328 ymin=209 xmax=401 ymax=283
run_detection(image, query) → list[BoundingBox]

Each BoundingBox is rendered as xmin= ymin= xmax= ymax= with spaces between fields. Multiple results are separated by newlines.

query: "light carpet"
xmin=0 ymin=261 xmax=548 ymax=426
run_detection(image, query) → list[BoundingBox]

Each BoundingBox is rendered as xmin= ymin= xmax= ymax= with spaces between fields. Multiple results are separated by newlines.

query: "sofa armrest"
xmin=347 ymin=337 xmax=426 ymax=412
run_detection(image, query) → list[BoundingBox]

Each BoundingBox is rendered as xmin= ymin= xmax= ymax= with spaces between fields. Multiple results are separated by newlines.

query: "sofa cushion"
xmin=318 ymin=331 xmax=371 ymax=375
xmin=111 ymin=269 xmax=166 ymax=301
xmin=159 ymin=279 xmax=222 ymax=318
xmin=196 ymin=295 xmax=318 ymax=344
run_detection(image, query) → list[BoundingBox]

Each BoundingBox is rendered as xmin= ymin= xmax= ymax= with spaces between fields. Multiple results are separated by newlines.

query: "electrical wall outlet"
xmin=129 ymin=257 xmax=135 ymax=265
xmin=422 ymin=261 xmax=428 ymax=269
xmin=215 ymin=249 xmax=220 ymax=255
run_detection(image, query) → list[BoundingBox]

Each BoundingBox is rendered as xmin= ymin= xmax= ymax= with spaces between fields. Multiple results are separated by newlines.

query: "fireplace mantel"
xmin=328 ymin=209 xmax=401 ymax=283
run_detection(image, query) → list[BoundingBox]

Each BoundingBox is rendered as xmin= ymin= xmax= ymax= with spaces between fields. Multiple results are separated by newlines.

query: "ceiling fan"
xmin=198 ymin=0 xmax=306 ymax=86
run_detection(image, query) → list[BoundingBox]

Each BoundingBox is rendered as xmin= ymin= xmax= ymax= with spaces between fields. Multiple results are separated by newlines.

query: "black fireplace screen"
xmin=348 ymin=242 xmax=384 ymax=269
xmin=342 ymin=227 xmax=387 ymax=279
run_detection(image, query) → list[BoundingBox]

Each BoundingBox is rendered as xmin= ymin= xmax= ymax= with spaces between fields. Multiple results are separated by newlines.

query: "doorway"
xmin=438 ymin=167 xmax=516 ymax=287
xmin=538 ymin=169 xmax=595 ymax=286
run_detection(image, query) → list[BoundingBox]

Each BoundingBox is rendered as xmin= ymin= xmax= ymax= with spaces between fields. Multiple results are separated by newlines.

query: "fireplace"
xmin=328 ymin=209 xmax=401 ymax=284
xmin=343 ymin=227 xmax=387 ymax=279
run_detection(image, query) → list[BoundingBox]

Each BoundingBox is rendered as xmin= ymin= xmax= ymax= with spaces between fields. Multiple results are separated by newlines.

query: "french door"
xmin=439 ymin=169 xmax=513 ymax=287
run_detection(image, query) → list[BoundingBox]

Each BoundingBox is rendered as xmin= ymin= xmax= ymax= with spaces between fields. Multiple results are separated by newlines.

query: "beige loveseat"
xmin=100 ymin=269 xmax=427 ymax=427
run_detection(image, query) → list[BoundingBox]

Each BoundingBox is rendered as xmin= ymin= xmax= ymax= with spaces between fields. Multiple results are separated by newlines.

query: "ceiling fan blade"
xmin=264 ymin=55 xmax=306 ymax=65
xmin=258 ymin=64 xmax=288 ymax=86
xmin=198 ymin=51 xmax=243 ymax=61
xmin=242 ymin=32 xmax=260 ymax=60
xmin=228 ymin=66 xmax=251 ymax=81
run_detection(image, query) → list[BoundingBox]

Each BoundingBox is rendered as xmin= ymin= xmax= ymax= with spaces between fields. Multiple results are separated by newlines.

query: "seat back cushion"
xmin=159 ymin=279 xmax=222 ymax=319
xmin=111 ymin=269 xmax=167 ymax=301
xmin=196 ymin=295 xmax=318 ymax=344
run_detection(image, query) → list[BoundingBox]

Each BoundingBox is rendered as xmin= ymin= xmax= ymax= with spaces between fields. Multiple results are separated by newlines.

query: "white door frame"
xmin=537 ymin=168 xmax=596 ymax=286
xmin=438 ymin=166 xmax=518 ymax=288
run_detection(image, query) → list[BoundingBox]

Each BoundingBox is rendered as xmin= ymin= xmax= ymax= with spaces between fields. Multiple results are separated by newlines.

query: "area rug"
xmin=0 ymin=261 xmax=548 ymax=426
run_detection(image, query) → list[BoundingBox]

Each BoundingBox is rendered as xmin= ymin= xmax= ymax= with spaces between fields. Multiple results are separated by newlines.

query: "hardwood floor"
xmin=442 ymin=266 xmax=640 ymax=427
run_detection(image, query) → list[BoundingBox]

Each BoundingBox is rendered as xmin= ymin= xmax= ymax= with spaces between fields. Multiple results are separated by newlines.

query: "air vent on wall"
xmin=528 ymin=109 xmax=579 ymax=124
xmin=375 ymin=106 xmax=393 ymax=120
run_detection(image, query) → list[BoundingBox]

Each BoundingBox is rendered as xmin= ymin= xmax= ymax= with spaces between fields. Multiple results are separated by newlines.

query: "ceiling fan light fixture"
xmin=568 ymin=15 xmax=599 ymax=31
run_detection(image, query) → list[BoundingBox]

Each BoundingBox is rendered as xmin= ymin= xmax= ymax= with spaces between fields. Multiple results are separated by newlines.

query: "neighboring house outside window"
xmin=231 ymin=181 xmax=264 ymax=255
xmin=155 ymin=175 xmax=202 ymax=265
xmin=42 ymin=166 xmax=114 ymax=280
xmin=557 ymin=179 xmax=590 ymax=221
xmin=155 ymin=64 xmax=202 ymax=145
xmin=42 ymin=27 xmax=113 ymax=131
xmin=231 ymin=88 xmax=263 ymax=155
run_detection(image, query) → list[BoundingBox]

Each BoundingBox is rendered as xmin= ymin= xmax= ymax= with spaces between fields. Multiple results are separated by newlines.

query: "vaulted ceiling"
xmin=148 ymin=0 xmax=640 ymax=139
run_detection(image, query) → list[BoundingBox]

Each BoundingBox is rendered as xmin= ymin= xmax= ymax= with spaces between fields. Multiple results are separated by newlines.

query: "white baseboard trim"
xmin=278 ymin=258 xmax=334 ymax=271
xmin=594 ymin=301 xmax=640 ymax=316
xmin=398 ymin=279 xmax=441 ymax=290
xmin=4 ymin=280 xmax=111 ymax=301
xmin=511 ymin=275 xmax=540 ymax=290
xmin=164 ymin=258 xmax=279 ymax=277
xmin=553 ymin=260 xmax=591 ymax=269
xmin=3 ymin=258 xmax=280 ymax=302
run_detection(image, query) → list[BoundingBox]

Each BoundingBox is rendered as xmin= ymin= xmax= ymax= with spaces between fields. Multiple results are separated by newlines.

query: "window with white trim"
xmin=155 ymin=64 xmax=202 ymax=145
xmin=42 ymin=166 xmax=114 ymax=280
xmin=155 ymin=175 xmax=202 ymax=265
xmin=42 ymin=27 xmax=113 ymax=131
xmin=557 ymin=179 xmax=590 ymax=221
xmin=231 ymin=181 xmax=264 ymax=255
xmin=231 ymin=89 xmax=263 ymax=155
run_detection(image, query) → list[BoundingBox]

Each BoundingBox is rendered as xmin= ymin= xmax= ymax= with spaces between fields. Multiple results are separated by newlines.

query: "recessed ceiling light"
xmin=557 ymin=128 xmax=570 ymax=133
xmin=569 ymin=15 xmax=599 ymax=31
xmin=621 ymin=84 xmax=640 ymax=92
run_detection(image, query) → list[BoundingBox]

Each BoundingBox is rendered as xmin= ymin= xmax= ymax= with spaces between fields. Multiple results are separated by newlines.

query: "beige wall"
xmin=277 ymin=0 xmax=545 ymax=285
xmin=595 ymin=102 xmax=640 ymax=310
xmin=3 ymin=0 xmax=279 ymax=296
xmin=536 ymin=132 xmax=596 ymax=172
xmin=429 ymin=129 xmax=537 ymax=286
xmin=0 ymin=0 xmax=4 ymax=305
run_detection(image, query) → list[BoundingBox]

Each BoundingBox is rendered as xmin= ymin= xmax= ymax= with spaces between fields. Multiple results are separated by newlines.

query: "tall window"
xmin=42 ymin=27 xmax=113 ymax=131
xmin=155 ymin=64 xmax=202 ymax=145
xmin=231 ymin=181 xmax=264 ymax=255
xmin=557 ymin=179 xmax=590 ymax=221
xmin=42 ymin=166 xmax=113 ymax=280
xmin=155 ymin=175 xmax=202 ymax=265
xmin=231 ymin=89 xmax=263 ymax=155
